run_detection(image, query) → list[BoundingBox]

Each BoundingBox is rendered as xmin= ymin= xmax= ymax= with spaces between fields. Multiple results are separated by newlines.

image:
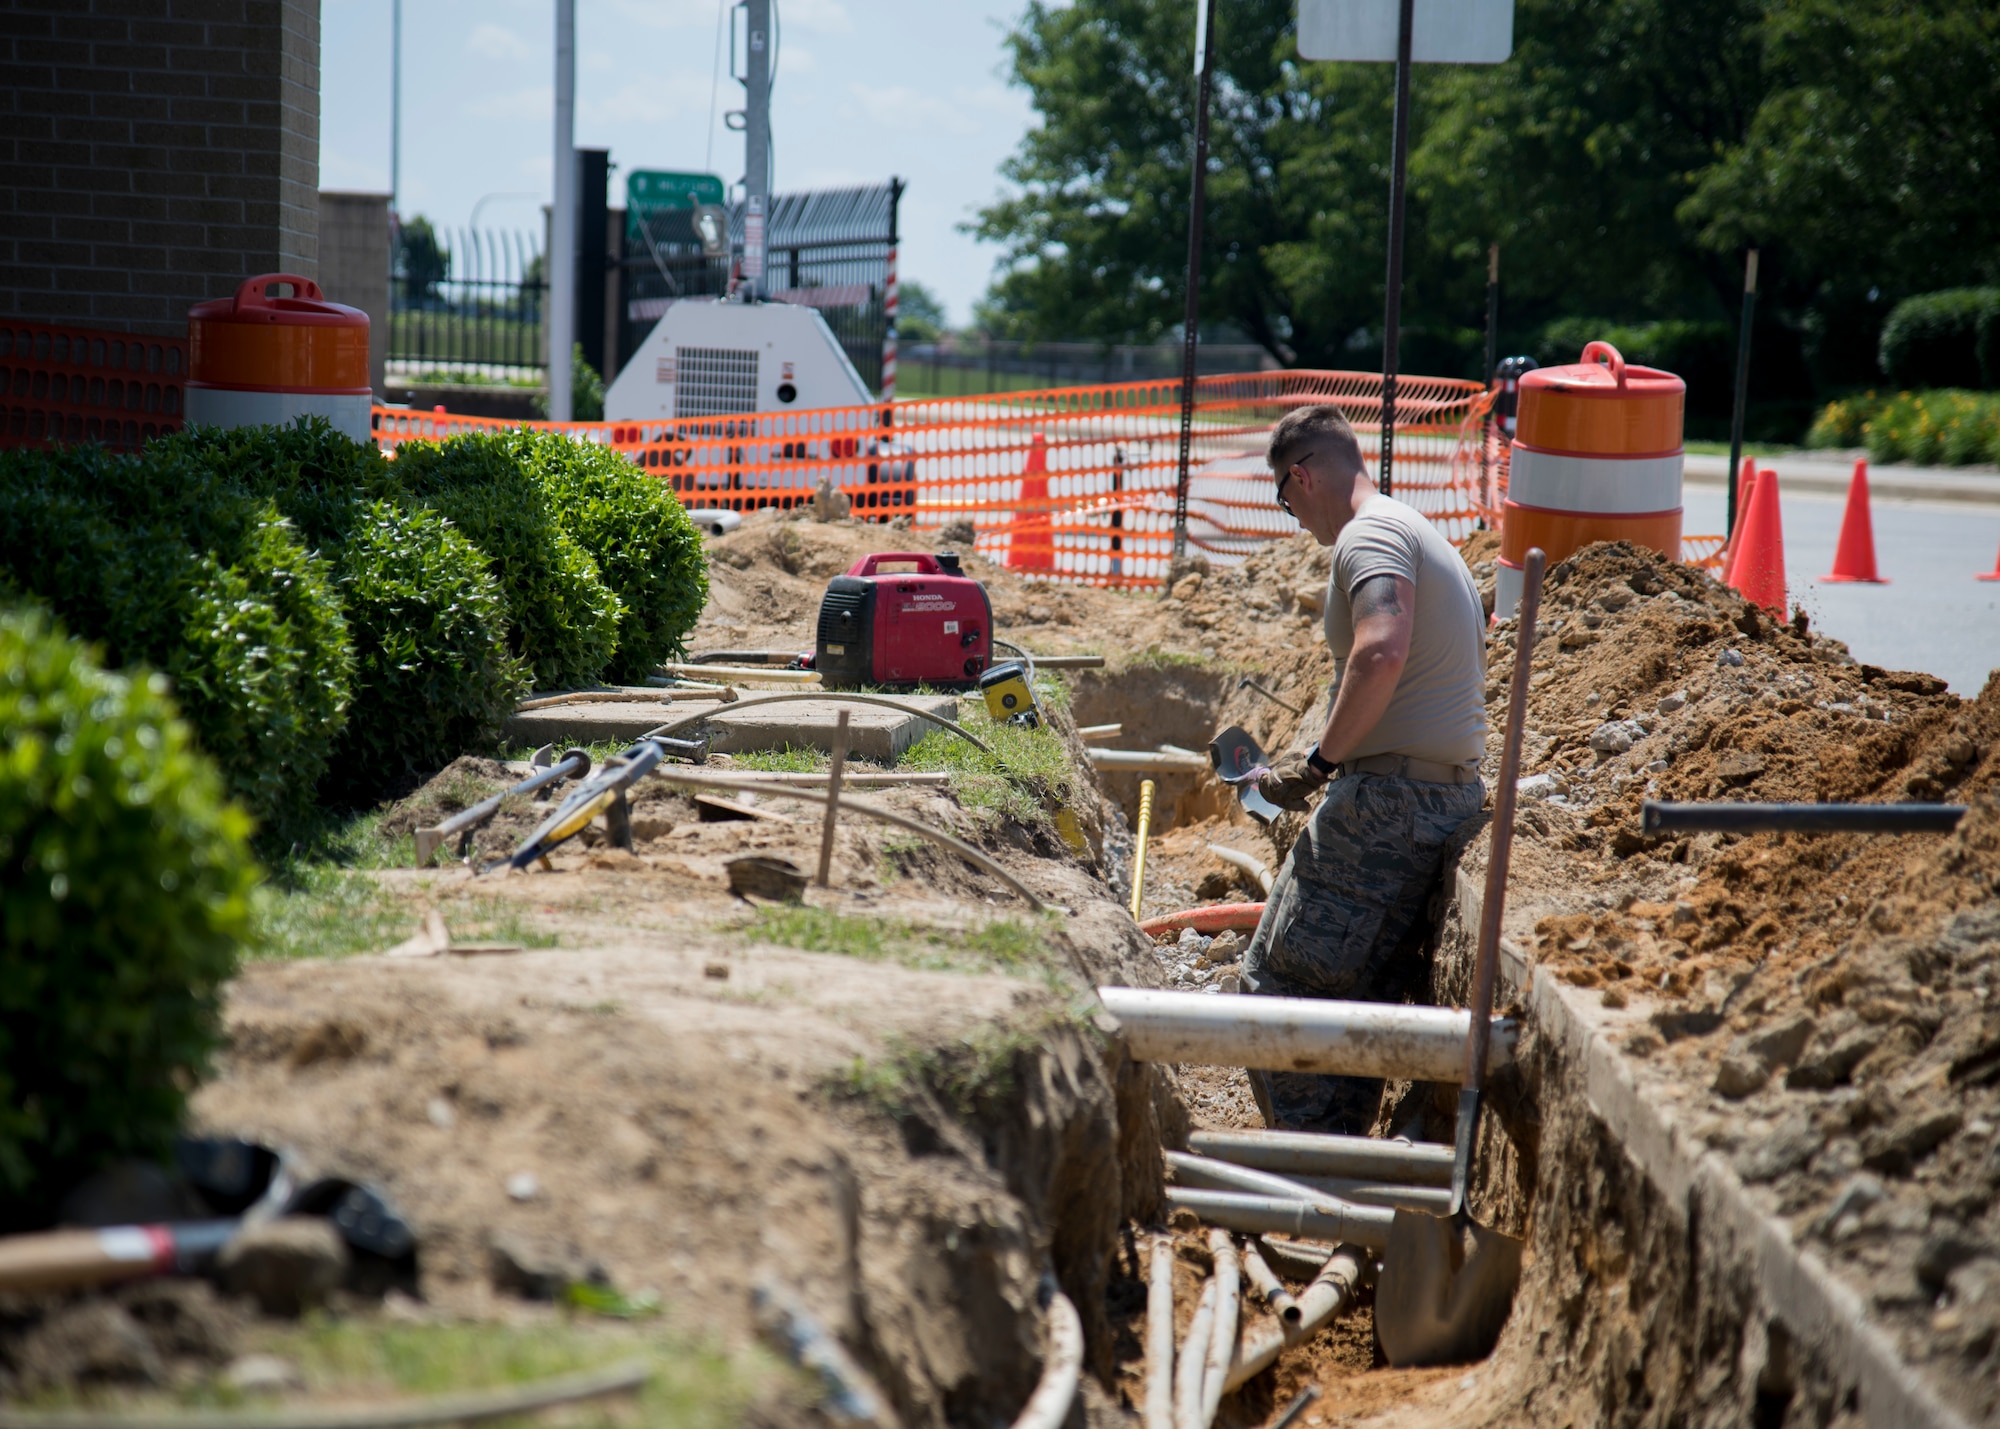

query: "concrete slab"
xmin=500 ymin=694 xmax=963 ymax=764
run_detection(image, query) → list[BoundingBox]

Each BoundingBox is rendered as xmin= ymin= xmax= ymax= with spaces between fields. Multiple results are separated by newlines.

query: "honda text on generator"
xmin=814 ymin=552 xmax=993 ymax=690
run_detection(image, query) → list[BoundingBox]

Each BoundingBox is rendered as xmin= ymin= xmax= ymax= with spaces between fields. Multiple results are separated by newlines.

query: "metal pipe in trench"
xmin=1009 ymin=1288 xmax=1084 ymax=1429
xmin=1188 ymin=1128 xmax=1455 ymax=1187
xmin=1223 ymin=1246 xmax=1369 ymax=1393
xmin=1237 ymin=1239 xmax=1300 ymax=1332
xmin=1166 ymin=1150 xmax=1451 ymax=1216
xmin=1098 ymin=986 xmax=1516 ymax=1083
xmin=1641 ymin=800 xmax=1966 ymax=835
xmin=1164 ymin=1188 xmax=1396 ymax=1250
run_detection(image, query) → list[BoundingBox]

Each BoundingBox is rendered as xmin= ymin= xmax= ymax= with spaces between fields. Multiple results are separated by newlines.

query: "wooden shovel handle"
xmin=1464 ymin=547 xmax=1546 ymax=1091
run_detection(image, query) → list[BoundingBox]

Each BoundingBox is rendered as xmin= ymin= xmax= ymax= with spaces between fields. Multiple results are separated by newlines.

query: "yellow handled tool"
xmin=1129 ymin=778 xmax=1155 ymax=921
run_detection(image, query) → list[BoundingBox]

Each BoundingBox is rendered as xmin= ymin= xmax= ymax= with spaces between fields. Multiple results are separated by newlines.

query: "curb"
xmin=1463 ymin=867 xmax=1971 ymax=1429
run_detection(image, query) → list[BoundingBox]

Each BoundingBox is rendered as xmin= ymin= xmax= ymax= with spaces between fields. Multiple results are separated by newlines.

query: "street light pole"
xmin=390 ymin=0 xmax=401 ymax=217
xmin=1377 ymin=0 xmax=1414 ymax=497
xmin=548 ymin=0 xmax=576 ymax=421
xmin=1172 ymin=0 xmax=1220 ymax=562
xmin=741 ymin=0 xmax=772 ymax=302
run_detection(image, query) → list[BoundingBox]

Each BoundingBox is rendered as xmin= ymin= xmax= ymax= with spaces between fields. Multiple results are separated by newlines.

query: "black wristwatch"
xmin=1305 ymin=747 xmax=1338 ymax=778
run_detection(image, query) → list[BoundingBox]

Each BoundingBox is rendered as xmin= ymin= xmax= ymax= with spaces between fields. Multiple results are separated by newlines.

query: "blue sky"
xmin=319 ymin=0 xmax=1040 ymax=325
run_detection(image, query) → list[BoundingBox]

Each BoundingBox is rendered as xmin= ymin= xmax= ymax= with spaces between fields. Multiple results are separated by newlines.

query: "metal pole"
xmin=1480 ymin=243 xmax=1498 ymax=518
xmin=390 ymin=0 xmax=401 ymax=218
xmin=1377 ymin=0 xmax=1414 ymax=496
xmin=1725 ymin=248 xmax=1760 ymax=537
xmin=816 ymin=710 xmax=849 ymax=886
xmin=547 ymin=0 xmax=576 ymax=421
xmin=1171 ymin=0 xmax=1220 ymax=561
xmin=741 ymin=0 xmax=772 ymax=303
xmin=881 ymin=178 xmax=902 ymax=406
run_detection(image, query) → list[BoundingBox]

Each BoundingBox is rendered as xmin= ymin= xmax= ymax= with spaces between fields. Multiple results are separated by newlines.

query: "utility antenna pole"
xmin=1376 ymin=0 xmax=1414 ymax=496
xmin=1726 ymin=249 xmax=1760 ymax=536
xmin=740 ymin=0 xmax=772 ymax=302
xmin=548 ymin=0 xmax=576 ymax=421
xmin=1172 ymin=0 xmax=1220 ymax=562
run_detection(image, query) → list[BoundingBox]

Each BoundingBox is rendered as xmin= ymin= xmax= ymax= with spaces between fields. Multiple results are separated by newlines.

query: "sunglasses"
xmin=1275 ymin=464 xmax=1299 ymax=517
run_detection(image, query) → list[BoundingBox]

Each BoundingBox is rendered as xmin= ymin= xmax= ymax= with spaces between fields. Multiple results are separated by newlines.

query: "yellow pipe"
xmin=1129 ymin=778 xmax=1156 ymax=922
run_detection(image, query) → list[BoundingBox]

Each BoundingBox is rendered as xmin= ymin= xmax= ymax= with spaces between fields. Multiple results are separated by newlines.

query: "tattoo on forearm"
xmin=1351 ymin=573 xmax=1405 ymax=621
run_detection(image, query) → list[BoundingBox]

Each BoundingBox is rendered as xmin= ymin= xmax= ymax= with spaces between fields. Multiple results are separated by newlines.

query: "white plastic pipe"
xmin=1089 ymin=749 xmax=1212 ymax=774
xmin=1098 ymin=986 xmax=1516 ymax=1083
xmin=1188 ymin=1128 xmax=1455 ymax=1186
xmin=1164 ymin=1188 xmax=1396 ymax=1250
xmin=1238 ymin=1240 xmax=1300 ymax=1333
xmin=1224 ymin=1247 xmax=1367 ymax=1392
xmin=1206 ymin=844 xmax=1273 ymax=894
xmin=1173 ymin=1278 xmax=1216 ymax=1429
xmin=1010 ymin=1289 xmax=1083 ymax=1429
xmin=1167 ymin=1150 xmax=1450 ymax=1215
xmin=1199 ymin=1230 xmax=1238 ymax=1428
xmin=1144 ymin=1239 xmax=1175 ymax=1429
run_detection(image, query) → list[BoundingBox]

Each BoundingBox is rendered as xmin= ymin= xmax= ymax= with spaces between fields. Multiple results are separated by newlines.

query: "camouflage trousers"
xmin=1241 ymin=770 xmax=1484 ymax=1134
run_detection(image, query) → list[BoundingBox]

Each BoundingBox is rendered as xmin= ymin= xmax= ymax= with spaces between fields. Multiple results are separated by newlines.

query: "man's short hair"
xmin=1268 ymin=405 xmax=1364 ymax=479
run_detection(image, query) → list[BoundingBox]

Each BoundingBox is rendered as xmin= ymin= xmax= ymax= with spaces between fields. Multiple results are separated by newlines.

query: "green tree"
xmin=397 ymin=216 xmax=451 ymax=302
xmin=895 ymin=281 xmax=950 ymax=342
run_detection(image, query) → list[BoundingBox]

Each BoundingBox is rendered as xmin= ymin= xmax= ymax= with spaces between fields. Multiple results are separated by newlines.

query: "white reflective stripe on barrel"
xmin=184 ymin=387 xmax=373 ymax=443
xmin=1506 ymin=444 xmax=1683 ymax=514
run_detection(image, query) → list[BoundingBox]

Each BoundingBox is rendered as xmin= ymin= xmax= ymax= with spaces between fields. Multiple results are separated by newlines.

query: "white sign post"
xmin=1297 ymin=0 xmax=1513 ymax=495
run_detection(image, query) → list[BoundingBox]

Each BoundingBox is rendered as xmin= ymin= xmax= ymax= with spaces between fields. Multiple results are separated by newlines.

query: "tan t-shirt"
xmin=1321 ymin=494 xmax=1487 ymax=767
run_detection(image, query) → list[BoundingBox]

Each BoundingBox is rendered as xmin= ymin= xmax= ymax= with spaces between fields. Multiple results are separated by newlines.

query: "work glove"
xmin=1258 ymin=750 xmax=1329 ymax=812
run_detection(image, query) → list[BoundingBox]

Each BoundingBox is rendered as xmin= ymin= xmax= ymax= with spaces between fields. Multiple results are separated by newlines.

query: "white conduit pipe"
xmin=1199 ymin=1230 xmax=1239 ymax=1428
xmin=1163 ymin=1189 xmax=1396 ymax=1251
xmin=1088 ymin=749 xmax=1212 ymax=774
xmin=1223 ymin=1247 xmax=1369 ymax=1393
xmin=1205 ymin=844 xmax=1273 ymax=895
xmin=1238 ymin=1240 xmax=1301 ymax=1334
xmin=1144 ymin=1240 xmax=1175 ymax=1429
xmin=1166 ymin=1150 xmax=1451 ymax=1216
xmin=1172 ymin=1278 xmax=1217 ymax=1429
xmin=1188 ymin=1129 xmax=1455 ymax=1186
xmin=1010 ymin=1289 xmax=1084 ymax=1429
xmin=1097 ymin=987 xmax=1516 ymax=1083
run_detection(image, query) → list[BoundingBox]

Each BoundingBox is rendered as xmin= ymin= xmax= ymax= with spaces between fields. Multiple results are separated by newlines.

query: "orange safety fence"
xmin=375 ymin=369 xmax=1492 ymax=589
xmin=1 ymin=321 xmax=189 ymax=452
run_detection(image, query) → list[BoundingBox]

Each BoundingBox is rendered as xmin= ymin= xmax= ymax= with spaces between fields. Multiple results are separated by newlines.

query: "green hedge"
xmin=159 ymin=423 xmax=528 ymax=802
xmin=1807 ymin=389 xmax=2000 ymax=466
xmin=502 ymin=429 xmax=708 ymax=683
xmin=0 ymin=609 xmax=257 ymax=1231
xmin=392 ymin=434 xmax=624 ymax=691
xmin=0 ymin=444 xmax=351 ymax=840
xmin=1878 ymin=289 xmax=2000 ymax=390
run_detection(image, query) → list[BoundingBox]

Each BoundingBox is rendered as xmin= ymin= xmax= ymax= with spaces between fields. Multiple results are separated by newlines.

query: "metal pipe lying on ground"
xmin=1223 ymin=1247 xmax=1368 ymax=1393
xmin=1199 ymin=1230 xmax=1239 ymax=1429
xmin=1010 ymin=1288 xmax=1084 ymax=1429
xmin=642 ymin=770 xmax=1047 ymax=910
xmin=707 ymin=770 xmax=950 ymax=788
xmin=1237 ymin=1239 xmax=1300 ymax=1331
xmin=514 ymin=687 xmax=734 ymax=711
xmin=1089 ymin=749 xmax=1213 ymax=774
xmin=643 ymin=692 xmax=995 ymax=755
xmin=1641 ymin=800 xmax=1966 ymax=835
xmin=1173 ymin=1278 xmax=1217 ymax=1429
xmin=1020 ymin=654 xmax=1106 ymax=670
xmin=1145 ymin=1238 xmax=1176 ymax=1429
xmin=1164 ymin=1189 xmax=1395 ymax=1251
xmin=415 ymin=751 xmax=591 ymax=866
xmin=1253 ymin=1236 xmax=1335 ymax=1282
xmin=686 ymin=650 xmax=803 ymax=666
xmin=1166 ymin=1150 xmax=1450 ymax=1216
xmin=1206 ymin=844 xmax=1274 ymax=895
xmin=1189 ymin=1129 xmax=1456 ymax=1187
xmin=1099 ymin=987 xmax=1516 ymax=1083
xmin=659 ymin=662 xmax=823 ymax=685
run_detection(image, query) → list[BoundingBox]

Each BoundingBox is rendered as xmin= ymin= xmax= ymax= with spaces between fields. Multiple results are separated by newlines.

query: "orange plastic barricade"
xmin=0 ymin=321 xmax=189 ymax=451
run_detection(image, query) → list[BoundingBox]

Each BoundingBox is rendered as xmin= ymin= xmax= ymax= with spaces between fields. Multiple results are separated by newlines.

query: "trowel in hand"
xmin=1208 ymin=725 xmax=1283 ymax=825
xmin=1374 ymin=547 xmax=1545 ymax=1368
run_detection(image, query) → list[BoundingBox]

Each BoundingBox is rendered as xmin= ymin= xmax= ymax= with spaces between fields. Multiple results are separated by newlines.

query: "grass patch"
xmin=741 ymin=905 xmax=1057 ymax=978
xmin=252 ymin=809 xmax=414 ymax=961
xmin=828 ymin=1010 xmax=1080 ymax=1119
xmin=501 ymin=738 xmax=643 ymax=766
xmin=730 ymin=744 xmax=831 ymax=773
xmin=900 ymin=704 xmax=1074 ymax=826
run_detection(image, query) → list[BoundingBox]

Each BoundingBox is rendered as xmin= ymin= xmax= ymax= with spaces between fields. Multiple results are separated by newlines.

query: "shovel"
xmin=1375 ymin=546 xmax=1545 ymax=1367
xmin=1208 ymin=725 xmax=1283 ymax=826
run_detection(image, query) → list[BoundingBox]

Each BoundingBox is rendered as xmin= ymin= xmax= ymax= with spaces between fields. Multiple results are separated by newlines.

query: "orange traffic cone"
xmin=1731 ymin=467 xmax=1787 ymax=614
xmin=1979 ymin=537 xmax=2000 ymax=582
xmin=1006 ymin=432 xmax=1055 ymax=574
xmin=1721 ymin=460 xmax=1759 ymax=587
xmin=1820 ymin=459 xmax=1887 ymax=583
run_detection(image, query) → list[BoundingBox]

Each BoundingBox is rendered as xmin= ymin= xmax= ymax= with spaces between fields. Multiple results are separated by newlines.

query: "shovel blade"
xmin=1375 ymin=1207 xmax=1523 ymax=1367
xmin=1209 ymin=726 xmax=1281 ymax=826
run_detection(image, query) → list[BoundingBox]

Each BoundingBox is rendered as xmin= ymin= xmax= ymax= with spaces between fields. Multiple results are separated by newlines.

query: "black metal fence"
xmin=388 ymin=224 xmax=545 ymax=381
xmin=617 ymin=182 xmax=900 ymax=390
xmin=896 ymin=339 xmax=1278 ymax=396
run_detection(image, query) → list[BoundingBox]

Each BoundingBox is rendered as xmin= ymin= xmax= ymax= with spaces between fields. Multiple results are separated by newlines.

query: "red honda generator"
xmin=813 ymin=551 xmax=993 ymax=689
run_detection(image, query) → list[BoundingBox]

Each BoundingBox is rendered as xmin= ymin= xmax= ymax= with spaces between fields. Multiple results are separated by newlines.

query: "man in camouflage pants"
xmin=1245 ymin=406 xmax=1489 ymax=1133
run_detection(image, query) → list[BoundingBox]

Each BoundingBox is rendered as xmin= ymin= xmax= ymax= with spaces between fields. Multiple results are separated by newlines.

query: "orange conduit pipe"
xmin=1139 ymin=903 xmax=1266 ymax=938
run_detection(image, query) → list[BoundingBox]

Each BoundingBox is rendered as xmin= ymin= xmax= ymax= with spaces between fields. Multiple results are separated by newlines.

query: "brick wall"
xmin=0 ymin=1 xmax=321 ymax=338
xmin=317 ymin=190 xmax=388 ymax=395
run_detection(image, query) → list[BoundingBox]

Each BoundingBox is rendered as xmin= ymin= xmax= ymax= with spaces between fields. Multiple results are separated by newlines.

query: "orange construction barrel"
xmin=185 ymin=274 xmax=371 ymax=442
xmin=1495 ymin=340 xmax=1683 ymax=618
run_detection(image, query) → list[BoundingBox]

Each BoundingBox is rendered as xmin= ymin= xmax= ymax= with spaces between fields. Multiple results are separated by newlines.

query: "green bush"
xmin=0 ymin=609 xmax=257 ymax=1231
xmin=1847 ymin=389 xmax=2000 ymax=466
xmin=1878 ymin=289 xmax=2000 ymax=390
xmin=1804 ymin=391 xmax=1888 ymax=449
xmin=159 ymin=422 xmax=529 ymax=800
xmin=392 ymin=433 xmax=623 ymax=690
xmin=0 ymin=445 xmax=351 ymax=840
xmin=502 ymin=429 xmax=708 ymax=683
xmin=532 ymin=345 xmax=607 ymax=422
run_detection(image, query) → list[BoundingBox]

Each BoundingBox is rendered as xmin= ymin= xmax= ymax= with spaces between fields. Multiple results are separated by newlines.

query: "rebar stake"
xmin=816 ymin=710 xmax=850 ymax=887
xmin=1130 ymin=778 xmax=1157 ymax=922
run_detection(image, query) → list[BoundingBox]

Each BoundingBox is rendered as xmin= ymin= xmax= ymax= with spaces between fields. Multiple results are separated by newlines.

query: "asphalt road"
xmin=1681 ymin=482 xmax=2000 ymax=695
